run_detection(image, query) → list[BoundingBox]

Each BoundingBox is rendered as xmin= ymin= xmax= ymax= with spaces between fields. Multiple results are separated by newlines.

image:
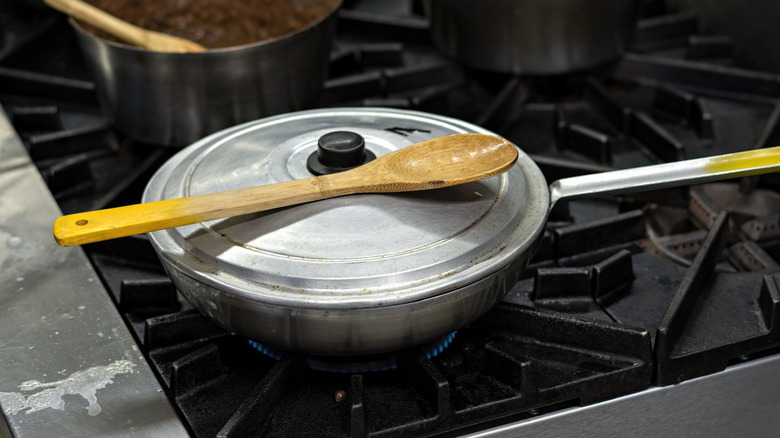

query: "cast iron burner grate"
xmin=125 ymin=303 xmax=651 ymax=437
xmin=248 ymin=331 xmax=458 ymax=373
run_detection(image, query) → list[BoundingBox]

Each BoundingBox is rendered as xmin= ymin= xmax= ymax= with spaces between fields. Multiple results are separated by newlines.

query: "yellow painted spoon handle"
xmin=54 ymin=178 xmax=333 ymax=247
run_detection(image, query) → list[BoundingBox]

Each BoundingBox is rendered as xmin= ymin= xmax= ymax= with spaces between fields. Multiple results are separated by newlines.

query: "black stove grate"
xmin=131 ymin=298 xmax=651 ymax=437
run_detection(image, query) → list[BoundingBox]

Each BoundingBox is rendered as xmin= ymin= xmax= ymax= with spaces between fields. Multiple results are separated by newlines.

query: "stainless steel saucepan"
xmin=425 ymin=0 xmax=642 ymax=74
xmin=141 ymin=108 xmax=780 ymax=356
xmin=69 ymin=0 xmax=342 ymax=146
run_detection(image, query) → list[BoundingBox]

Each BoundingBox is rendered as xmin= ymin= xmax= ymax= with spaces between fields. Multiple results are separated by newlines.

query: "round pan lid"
xmin=144 ymin=108 xmax=549 ymax=309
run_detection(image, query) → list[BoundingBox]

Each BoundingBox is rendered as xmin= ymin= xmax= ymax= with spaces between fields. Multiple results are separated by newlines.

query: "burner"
xmin=248 ymin=331 xmax=458 ymax=373
xmin=247 ymin=340 xmax=284 ymax=360
xmin=419 ymin=330 xmax=457 ymax=359
xmin=644 ymin=182 xmax=780 ymax=270
xmin=690 ymin=183 xmax=780 ymax=231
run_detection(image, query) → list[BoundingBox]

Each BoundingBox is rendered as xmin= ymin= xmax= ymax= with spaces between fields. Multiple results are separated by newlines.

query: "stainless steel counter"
xmin=0 ymin=106 xmax=187 ymax=436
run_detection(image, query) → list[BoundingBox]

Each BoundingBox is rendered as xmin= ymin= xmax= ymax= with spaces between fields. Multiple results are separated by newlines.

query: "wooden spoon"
xmin=44 ymin=0 xmax=207 ymax=53
xmin=53 ymin=133 xmax=518 ymax=246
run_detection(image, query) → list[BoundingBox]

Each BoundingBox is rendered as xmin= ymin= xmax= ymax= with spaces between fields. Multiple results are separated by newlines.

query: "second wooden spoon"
xmin=44 ymin=0 xmax=206 ymax=53
xmin=53 ymin=133 xmax=518 ymax=247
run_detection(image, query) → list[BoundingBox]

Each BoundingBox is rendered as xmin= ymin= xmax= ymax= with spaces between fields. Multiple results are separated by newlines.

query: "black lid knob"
xmin=307 ymin=131 xmax=376 ymax=175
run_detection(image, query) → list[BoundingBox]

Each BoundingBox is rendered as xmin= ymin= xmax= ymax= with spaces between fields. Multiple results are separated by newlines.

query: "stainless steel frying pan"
xmin=143 ymin=108 xmax=780 ymax=355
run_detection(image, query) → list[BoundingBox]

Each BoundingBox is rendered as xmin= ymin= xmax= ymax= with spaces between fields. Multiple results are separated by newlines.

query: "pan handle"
xmin=548 ymin=146 xmax=780 ymax=208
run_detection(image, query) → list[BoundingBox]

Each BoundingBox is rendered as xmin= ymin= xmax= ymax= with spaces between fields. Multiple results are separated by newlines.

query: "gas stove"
xmin=2 ymin=0 xmax=780 ymax=437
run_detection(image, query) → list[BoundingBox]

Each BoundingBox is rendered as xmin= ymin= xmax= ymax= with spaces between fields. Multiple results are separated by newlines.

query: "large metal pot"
xmin=143 ymin=108 xmax=549 ymax=355
xmin=425 ymin=0 xmax=642 ymax=74
xmin=70 ymin=0 xmax=341 ymax=146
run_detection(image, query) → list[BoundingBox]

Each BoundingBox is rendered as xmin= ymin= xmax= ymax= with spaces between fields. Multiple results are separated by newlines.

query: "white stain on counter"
xmin=0 ymin=360 xmax=136 ymax=416
xmin=6 ymin=235 xmax=23 ymax=248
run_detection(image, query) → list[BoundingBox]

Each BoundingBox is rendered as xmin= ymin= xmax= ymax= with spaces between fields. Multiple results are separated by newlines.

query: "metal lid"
xmin=144 ymin=108 xmax=549 ymax=309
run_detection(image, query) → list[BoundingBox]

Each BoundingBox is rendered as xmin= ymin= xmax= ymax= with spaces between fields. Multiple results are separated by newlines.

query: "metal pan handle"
xmin=549 ymin=146 xmax=780 ymax=209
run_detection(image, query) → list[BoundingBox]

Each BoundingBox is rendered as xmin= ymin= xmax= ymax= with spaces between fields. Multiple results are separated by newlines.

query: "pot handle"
xmin=548 ymin=146 xmax=780 ymax=209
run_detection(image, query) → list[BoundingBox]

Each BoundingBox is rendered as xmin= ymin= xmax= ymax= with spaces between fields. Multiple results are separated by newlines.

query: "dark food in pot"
xmin=83 ymin=0 xmax=339 ymax=49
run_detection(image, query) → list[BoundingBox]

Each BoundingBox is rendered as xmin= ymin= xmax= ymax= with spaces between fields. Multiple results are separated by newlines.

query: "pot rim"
xmin=68 ymin=0 xmax=343 ymax=55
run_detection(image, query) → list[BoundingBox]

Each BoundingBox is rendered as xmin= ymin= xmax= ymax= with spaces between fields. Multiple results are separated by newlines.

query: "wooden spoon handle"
xmin=53 ymin=177 xmax=345 ymax=247
xmin=52 ymin=133 xmax=518 ymax=247
xmin=44 ymin=0 xmax=206 ymax=53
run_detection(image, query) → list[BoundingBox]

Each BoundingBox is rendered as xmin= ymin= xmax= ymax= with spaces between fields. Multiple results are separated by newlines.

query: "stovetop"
xmin=2 ymin=0 xmax=780 ymax=437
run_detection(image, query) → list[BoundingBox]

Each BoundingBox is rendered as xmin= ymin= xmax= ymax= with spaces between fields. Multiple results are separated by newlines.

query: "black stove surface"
xmin=3 ymin=0 xmax=780 ymax=436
